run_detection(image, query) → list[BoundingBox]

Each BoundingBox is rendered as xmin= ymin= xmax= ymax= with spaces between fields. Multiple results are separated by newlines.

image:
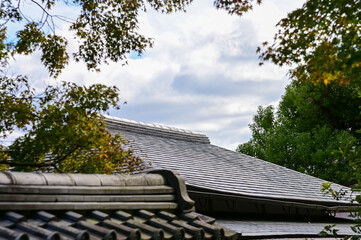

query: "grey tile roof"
xmin=106 ymin=116 xmax=210 ymax=144
xmin=0 ymin=171 xmax=237 ymax=240
xmin=0 ymin=209 xmax=238 ymax=240
xmin=105 ymin=116 xmax=352 ymax=207
xmin=216 ymin=219 xmax=355 ymax=237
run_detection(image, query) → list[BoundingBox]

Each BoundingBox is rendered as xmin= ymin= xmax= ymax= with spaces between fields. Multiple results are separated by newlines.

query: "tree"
xmin=251 ymin=1 xmax=361 ymax=235
xmin=232 ymin=1 xmax=361 ymax=235
xmin=258 ymin=0 xmax=361 ymax=87
xmin=252 ymin=0 xmax=361 ymax=184
xmin=0 ymin=77 xmax=142 ymax=173
xmin=237 ymin=105 xmax=275 ymax=161
xmin=0 ymin=0 xmax=262 ymax=77
xmin=0 ymin=0 xmax=263 ymax=173
xmin=237 ymin=80 xmax=361 ymax=186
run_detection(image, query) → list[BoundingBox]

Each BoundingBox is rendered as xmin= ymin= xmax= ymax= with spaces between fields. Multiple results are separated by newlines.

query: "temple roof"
xmin=105 ymin=116 xmax=352 ymax=208
xmin=0 ymin=170 xmax=237 ymax=240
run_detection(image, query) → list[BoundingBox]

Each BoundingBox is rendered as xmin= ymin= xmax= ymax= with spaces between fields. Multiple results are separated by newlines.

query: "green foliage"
xmin=0 ymin=77 xmax=141 ymax=173
xmin=0 ymin=76 xmax=35 ymax=136
xmin=213 ymin=0 xmax=262 ymax=16
xmin=0 ymin=0 xmax=265 ymax=173
xmin=0 ymin=0 xmax=267 ymax=173
xmin=319 ymin=224 xmax=339 ymax=238
xmin=242 ymin=2 xmax=361 ymax=185
xmin=322 ymin=182 xmax=347 ymax=200
xmin=258 ymin=0 xmax=361 ymax=87
xmin=0 ymin=0 xmax=261 ymax=77
xmin=237 ymin=81 xmax=361 ymax=185
xmin=250 ymin=0 xmax=361 ymax=236
xmin=237 ymin=105 xmax=274 ymax=160
xmin=320 ymin=181 xmax=361 ymax=238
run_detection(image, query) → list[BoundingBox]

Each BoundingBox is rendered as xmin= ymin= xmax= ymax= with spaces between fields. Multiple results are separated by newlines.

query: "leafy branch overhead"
xmin=258 ymin=0 xmax=361 ymax=86
xmin=0 ymin=0 xmax=262 ymax=77
xmin=0 ymin=77 xmax=142 ymax=173
xmin=0 ymin=0 xmax=263 ymax=173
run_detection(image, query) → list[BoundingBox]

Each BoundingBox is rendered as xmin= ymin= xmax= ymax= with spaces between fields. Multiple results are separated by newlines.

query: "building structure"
xmin=105 ymin=116 xmax=357 ymax=238
xmin=0 ymin=170 xmax=236 ymax=240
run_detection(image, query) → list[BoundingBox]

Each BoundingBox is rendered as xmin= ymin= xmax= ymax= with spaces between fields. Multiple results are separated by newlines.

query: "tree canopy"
xmin=0 ymin=0 xmax=262 ymax=77
xmin=0 ymin=77 xmax=142 ymax=173
xmin=237 ymin=81 xmax=361 ymax=186
xmin=241 ymin=2 xmax=361 ymax=234
xmin=258 ymin=0 xmax=361 ymax=86
xmin=0 ymin=0 xmax=264 ymax=173
xmin=247 ymin=0 xmax=361 ymax=185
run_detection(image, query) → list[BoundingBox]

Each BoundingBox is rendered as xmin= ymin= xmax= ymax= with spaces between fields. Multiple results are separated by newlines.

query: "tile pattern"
xmin=0 ymin=172 xmax=178 ymax=211
xmin=0 ymin=209 xmax=237 ymax=240
xmin=105 ymin=116 xmax=210 ymax=144
xmin=0 ymin=171 xmax=237 ymax=240
xmin=105 ymin=116 xmax=352 ymax=206
xmin=217 ymin=219 xmax=355 ymax=237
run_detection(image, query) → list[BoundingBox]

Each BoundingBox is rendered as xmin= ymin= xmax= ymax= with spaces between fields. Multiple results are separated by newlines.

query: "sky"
xmin=6 ymin=0 xmax=306 ymax=150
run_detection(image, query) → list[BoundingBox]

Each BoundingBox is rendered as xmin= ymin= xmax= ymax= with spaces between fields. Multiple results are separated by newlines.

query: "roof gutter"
xmin=187 ymin=189 xmax=356 ymax=213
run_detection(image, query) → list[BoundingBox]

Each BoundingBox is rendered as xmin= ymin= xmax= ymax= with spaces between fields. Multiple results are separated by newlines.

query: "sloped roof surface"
xmin=0 ymin=171 xmax=236 ymax=240
xmin=0 ymin=209 xmax=235 ymax=240
xmin=105 ymin=116 xmax=351 ymax=206
xmin=217 ymin=219 xmax=355 ymax=237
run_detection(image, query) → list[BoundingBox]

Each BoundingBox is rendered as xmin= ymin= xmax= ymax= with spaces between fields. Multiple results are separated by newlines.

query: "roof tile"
xmin=104 ymin=116 xmax=210 ymax=144
xmin=0 ymin=171 xmax=236 ymax=240
xmin=105 ymin=118 xmax=351 ymax=206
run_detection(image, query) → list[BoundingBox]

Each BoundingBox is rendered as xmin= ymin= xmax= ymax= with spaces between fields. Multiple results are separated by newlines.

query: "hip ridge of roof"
xmin=104 ymin=115 xmax=211 ymax=144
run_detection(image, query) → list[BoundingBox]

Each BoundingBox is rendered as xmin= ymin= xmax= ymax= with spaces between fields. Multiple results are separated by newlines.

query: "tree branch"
xmin=30 ymin=0 xmax=54 ymax=32
xmin=0 ymin=159 xmax=52 ymax=167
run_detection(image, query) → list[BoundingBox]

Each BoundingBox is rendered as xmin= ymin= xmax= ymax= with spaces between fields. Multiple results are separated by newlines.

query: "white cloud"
xmin=6 ymin=0 xmax=306 ymax=150
xmin=1 ymin=130 xmax=25 ymax=147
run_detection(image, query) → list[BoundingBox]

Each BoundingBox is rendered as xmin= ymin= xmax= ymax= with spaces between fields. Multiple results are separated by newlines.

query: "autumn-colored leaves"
xmin=0 ymin=79 xmax=142 ymax=173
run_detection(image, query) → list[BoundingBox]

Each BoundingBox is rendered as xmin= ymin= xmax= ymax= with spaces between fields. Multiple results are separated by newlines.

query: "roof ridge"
xmin=104 ymin=115 xmax=210 ymax=144
xmin=0 ymin=172 xmax=166 ymax=186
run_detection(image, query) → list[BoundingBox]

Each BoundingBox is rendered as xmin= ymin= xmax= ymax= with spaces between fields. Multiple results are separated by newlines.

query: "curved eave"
xmin=187 ymin=184 xmax=356 ymax=211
